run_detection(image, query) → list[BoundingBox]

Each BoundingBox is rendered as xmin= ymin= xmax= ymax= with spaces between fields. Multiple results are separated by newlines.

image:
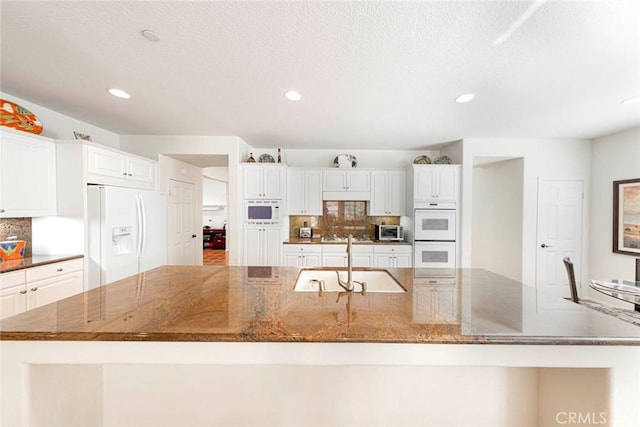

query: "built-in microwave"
xmin=244 ymin=200 xmax=281 ymax=224
xmin=375 ymin=225 xmax=404 ymax=241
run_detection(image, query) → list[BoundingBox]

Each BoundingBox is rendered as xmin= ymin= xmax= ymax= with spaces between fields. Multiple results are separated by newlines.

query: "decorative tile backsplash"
xmin=290 ymin=201 xmax=400 ymax=239
xmin=0 ymin=218 xmax=32 ymax=257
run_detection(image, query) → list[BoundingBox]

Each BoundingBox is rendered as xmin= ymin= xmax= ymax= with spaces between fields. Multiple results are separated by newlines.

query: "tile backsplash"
xmin=0 ymin=218 xmax=32 ymax=257
xmin=290 ymin=201 xmax=400 ymax=239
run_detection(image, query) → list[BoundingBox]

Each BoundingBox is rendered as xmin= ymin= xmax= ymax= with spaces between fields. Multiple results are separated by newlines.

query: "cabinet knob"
xmin=30 ymin=287 xmax=38 ymax=292
xmin=123 ymin=172 xmax=127 ymax=176
xmin=57 ymin=268 xmax=63 ymax=272
xmin=19 ymin=290 xmax=27 ymax=295
xmin=128 ymin=173 xmax=132 ymax=176
xmin=192 ymin=234 xmax=197 ymax=238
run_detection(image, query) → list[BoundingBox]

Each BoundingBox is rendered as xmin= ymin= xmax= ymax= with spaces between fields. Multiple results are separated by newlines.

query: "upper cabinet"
xmin=86 ymin=145 xmax=155 ymax=188
xmin=413 ymin=165 xmax=460 ymax=204
xmin=322 ymin=169 xmax=371 ymax=200
xmin=0 ymin=130 xmax=56 ymax=218
xmin=287 ymin=168 xmax=322 ymax=215
xmin=242 ymin=165 xmax=286 ymax=199
xmin=369 ymin=170 xmax=406 ymax=216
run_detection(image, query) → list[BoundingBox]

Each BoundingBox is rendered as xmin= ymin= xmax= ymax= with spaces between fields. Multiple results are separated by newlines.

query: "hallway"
xmin=203 ymin=249 xmax=228 ymax=266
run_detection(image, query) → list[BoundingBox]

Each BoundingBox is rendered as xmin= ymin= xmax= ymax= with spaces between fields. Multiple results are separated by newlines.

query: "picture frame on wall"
xmin=613 ymin=178 xmax=640 ymax=256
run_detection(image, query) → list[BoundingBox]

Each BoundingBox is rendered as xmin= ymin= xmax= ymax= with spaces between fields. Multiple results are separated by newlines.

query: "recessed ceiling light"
xmin=455 ymin=93 xmax=475 ymax=103
xmin=621 ymin=96 xmax=640 ymax=105
xmin=107 ymin=88 xmax=131 ymax=99
xmin=141 ymin=30 xmax=160 ymax=42
xmin=284 ymin=90 xmax=301 ymax=102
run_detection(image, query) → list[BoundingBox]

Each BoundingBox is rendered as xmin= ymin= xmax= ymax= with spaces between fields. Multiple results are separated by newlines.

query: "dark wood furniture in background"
xmin=203 ymin=228 xmax=226 ymax=249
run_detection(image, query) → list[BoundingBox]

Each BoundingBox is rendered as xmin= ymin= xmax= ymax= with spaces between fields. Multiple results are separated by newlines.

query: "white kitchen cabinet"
xmin=413 ymin=165 xmax=459 ymax=203
xmin=413 ymin=278 xmax=458 ymax=324
xmin=323 ymin=170 xmax=370 ymax=192
xmin=0 ymin=258 xmax=84 ymax=320
xmin=244 ymin=226 xmax=281 ymax=266
xmin=243 ymin=165 xmax=286 ymax=199
xmin=0 ymin=130 xmax=56 ymax=218
xmin=369 ymin=170 xmax=406 ymax=216
xmin=283 ymin=244 xmax=322 ymax=267
xmin=287 ymin=168 xmax=322 ymax=215
xmin=86 ymin=145 xmax=156 ymax=188
xmin=373 ymin=244 xmax=412 ymax=268
xmin=321 ymin=244 xmax=373 ymax=268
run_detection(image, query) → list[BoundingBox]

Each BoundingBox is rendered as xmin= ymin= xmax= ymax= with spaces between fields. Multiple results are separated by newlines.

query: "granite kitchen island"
xmin=2 ymin=266 xmax=639 ymax=426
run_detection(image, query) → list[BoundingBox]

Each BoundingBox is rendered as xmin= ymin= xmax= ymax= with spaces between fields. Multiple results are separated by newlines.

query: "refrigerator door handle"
xmin=139 ymin=194 xmax=147 ymax=258
xmin=135 ymin=195 xmax=143 ymax=258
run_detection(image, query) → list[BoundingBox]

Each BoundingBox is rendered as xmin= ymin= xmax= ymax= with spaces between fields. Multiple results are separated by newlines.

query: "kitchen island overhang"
xmin=2 ymin=266 xmax=639 ymax=426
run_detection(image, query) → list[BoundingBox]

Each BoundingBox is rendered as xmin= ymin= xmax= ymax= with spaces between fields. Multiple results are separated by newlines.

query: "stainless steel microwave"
xmin=375 ymin=225 xmax=404 ymax=241
xmin=244 ymin=200 xmax=281 ymax=224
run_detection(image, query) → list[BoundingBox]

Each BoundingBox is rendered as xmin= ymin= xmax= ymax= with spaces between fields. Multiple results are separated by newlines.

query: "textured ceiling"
xmin=1 ymin=0 xmax=639 ymax=150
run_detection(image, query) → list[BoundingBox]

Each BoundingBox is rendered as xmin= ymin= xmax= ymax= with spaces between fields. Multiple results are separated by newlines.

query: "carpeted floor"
xmin=579 ymin=299 xmax=640 ymax=326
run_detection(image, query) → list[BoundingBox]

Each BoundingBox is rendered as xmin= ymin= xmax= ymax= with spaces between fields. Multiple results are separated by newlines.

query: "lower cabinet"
xmin=283 ymin=245 xmax=322 ymax=267
xmin=321 ymin=245 xmax=373 ymax=268
xmin=244 ymin=226 xmax=281 ymax=266
xmin=373 ymin=245 xmax=413 ymax=268
xmin=0 ymin=258 xmax=84 ymax=320
xmin=412 ymin=278 xmax=457 ymax=323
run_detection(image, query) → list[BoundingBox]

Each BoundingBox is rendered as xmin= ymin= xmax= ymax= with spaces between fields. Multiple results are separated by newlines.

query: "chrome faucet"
xmin=337 ymin=235 xmax=367 ymax=292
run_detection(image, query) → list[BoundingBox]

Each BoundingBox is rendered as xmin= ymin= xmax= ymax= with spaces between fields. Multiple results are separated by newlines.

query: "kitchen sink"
xmin=293 ymin=268 xmax=406 ymax=293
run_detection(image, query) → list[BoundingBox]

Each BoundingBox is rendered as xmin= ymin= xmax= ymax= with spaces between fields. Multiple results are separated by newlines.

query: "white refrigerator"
xmin=87 ymin=185 xmax=167 ymax=289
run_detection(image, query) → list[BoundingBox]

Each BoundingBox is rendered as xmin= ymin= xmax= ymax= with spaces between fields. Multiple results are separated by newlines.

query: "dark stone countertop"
xmin=1 ymin=266 xmax=639 ymax=344
xmin=0 ymin=254 xmax=84 ymax=274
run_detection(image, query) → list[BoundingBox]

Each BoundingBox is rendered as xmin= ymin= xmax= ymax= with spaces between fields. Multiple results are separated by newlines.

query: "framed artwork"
xmin=73 ymin=131 xmax=92 ymax=141
xmin=613 ymin=178 xmax=640 ymax=255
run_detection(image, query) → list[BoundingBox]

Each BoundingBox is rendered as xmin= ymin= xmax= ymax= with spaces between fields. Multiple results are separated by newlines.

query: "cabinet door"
xmin=323 ymin=170 xmax=347 ymax=191
xmin=304 ymin=170 xmax=323 ymax=215
xmin=284 ymin=254 xmax=302 ymax=267
xmin=287 ymin=169 xmax=305 ymax=214
xmin=394 ymin=254 xmax=412 ymax=268
xmin=322 ymin=253 xmax=347 ymax=267
xmin=347 ymin=171 xmax=370 ymax=191
xmin=413 ymin=287 xmax=436 ymax=323
xmin=0 ymin=134 xmax=56 ymax=217
xmin=244 ymin=226 xmax=263 ymax=265
xmin=126 ymin=157 xmax=156 ymax=185
xmin=243 ymin=167 xmax=263 ymax=199
xmin=374 ymin=254 xmax=393 ymax=268
xmin=352 ymin=254 xmax=372 ymax=268
xmin=263 ymin=167 xmax=284 ymax=199
xmin=435 ymin=167 xmax=458 ymax=201
xmin=387 ymin=171 xmax=406 ymax=215
xmin=303 ymin=254 xmax=322 ymax=268
xmin=27 ymin=270 xmax=83 ymax=309
xmin=434 ymin=286 xmax=457 ymax=322
xmin=414 ymin=167 xmax=436 ymax=201
xmin=369 ymin=171 xmax=388 ymax=215
xmin=87 ymin=146 xmax=127 ymax=179
xmin=263 ymin=228 xmax=281 ymax=266
xmin=0 ymin=284 xmax=27 ymax=320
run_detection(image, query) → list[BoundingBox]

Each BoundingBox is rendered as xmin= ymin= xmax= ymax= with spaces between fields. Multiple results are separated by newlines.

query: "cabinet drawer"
xmin=414 ymin=278 xmax=456 ymax=286
xmin=283 ymin=244 xmax=322 ymax=254
xmin=26 ymin=259 xmax=83 ymax=283
xmin=322 ymin=244 xmax=373 ymax=254
xmin=373 ymin=244 xmax=412 ymax=254
xmin=0 ymin=270 xmax=26 ymax=290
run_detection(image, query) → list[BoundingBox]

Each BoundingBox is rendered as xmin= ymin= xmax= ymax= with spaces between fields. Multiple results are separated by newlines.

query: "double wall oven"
xmin=414 ymin=203 xmax=457 ymax=269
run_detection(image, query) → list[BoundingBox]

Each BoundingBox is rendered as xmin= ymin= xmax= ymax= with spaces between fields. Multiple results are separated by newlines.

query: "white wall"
xmin=281 ymin=149 xmax=440 ymax=168
xmin=461 ymin=138 xmax=592 ymax=287
xmin=203 ymin=177 xmax=227 ymax=229
xmin=471 ymin=158 xmax=524 ymax=281
xmin=120 ymin=135 xmax=250 ymax=265
xmin=203 ymin=167 xmax=229 ymax=182
xmin=589 ymin=127 xmax=640 ymax=306
xmin=0 ymin=91 xmax=120 ymax=148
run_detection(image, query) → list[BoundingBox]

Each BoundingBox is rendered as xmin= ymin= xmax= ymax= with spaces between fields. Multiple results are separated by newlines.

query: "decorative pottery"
xmin=0 ymin=240 xmax=26 ymax=261
xmin=333 ymin=154 xmax=358 ymax=168
xmin=434 ymin=155 xmax=453 ymax=164
xmin=413 ymin=155 xmax=432 ymax=164
xmin=0 ymin=99 xmax=43 ymax=135
xmin=258 ymin=154 xmax=275 ymax=163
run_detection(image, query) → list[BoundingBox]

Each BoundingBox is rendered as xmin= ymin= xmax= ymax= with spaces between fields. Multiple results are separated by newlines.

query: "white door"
xmin=536 ymin=179 xmax=584 ymax=305
xmin=168 ymin=179 xmax=198 ymax=265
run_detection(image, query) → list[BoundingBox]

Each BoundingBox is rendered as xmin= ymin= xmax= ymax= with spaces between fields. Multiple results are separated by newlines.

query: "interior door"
xmin=168 ymin=179 xmax=197 ymax=265
xmin=536 ymin=179 xmax=584 ymax=306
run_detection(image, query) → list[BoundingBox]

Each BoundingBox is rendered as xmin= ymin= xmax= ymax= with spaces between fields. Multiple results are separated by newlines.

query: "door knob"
xmin=540 ymin=243 xmax=553 ymax=248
